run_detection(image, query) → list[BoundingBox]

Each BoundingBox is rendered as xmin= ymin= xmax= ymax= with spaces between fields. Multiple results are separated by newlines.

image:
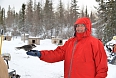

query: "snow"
xmin=1 ymin=36 xmax=116 ymax=78
xmin=2 ymin=37 xmax=64 ymax=78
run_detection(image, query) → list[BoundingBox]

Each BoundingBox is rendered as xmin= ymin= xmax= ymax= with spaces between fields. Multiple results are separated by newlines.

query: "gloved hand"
xmin=26 ymin=50 xmax=41 ymax=58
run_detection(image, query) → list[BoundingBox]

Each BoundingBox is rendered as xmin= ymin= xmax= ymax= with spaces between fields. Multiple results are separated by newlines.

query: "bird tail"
xmin=15 ymin=47 xmax=22 ymax=50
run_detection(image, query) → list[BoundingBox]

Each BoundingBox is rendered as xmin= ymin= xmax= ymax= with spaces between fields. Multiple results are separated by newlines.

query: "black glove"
xmin=26 ymin=50 xmax=41 ymax=57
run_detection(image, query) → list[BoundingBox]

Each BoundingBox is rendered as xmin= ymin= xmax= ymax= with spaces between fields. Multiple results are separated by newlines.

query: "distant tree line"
xmin=95 ymin=0 xmax=116 ymax=44
xmin=0 ymin=0 xmax=96 ymax=39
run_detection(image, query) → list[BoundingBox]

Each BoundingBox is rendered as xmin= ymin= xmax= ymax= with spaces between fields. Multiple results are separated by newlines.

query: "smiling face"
xmin=75 ymin=24 xmax=86 ymax=33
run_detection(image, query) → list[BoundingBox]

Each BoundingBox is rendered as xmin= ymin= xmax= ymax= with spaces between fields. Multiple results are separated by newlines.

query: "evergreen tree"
xmin=33 ymin=1 xmax=43 ymax=37
xmin=0 ymin=7 xmax=2 ymax=28
xmin=104 ymin=0 xmax=116 ymax=43
xmin=96 ymin=0 xmax=116 ymax=43
xmin=90 ymin=11 xmax=96 ymax=23
xmin=0 ymin=8 xmax=6 ymax=32
xmin=85 ymin=6 xmax=89 ymax=17
xmin=43 ymin=0 xmax=54 ymax=38
xmin=56 ymin=0 xmax=65 ymax=37
xmin=70 ymin=0 xmax=80 ymax=25
xmin=95 ymin=0 xmax=108 ymax=43
xmin=80 ymin=7 xmax=85 ymax=17
xmin=6 ymin=5 xmax=12 ymax=28
xmin=18 ymin=4 xmax=26 ymax=33
xmin=26 ymin=0 xmax=33 ymax=34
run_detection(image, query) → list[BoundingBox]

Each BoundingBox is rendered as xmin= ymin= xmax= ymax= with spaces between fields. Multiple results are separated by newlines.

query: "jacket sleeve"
xmin=93 ymin=40 xmax=108 ymax=78
xmin=39 ymin=40 xmax=69 ymax=63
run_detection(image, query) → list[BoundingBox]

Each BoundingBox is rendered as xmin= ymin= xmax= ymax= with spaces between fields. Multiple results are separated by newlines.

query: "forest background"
xmin=0 ymin=0 xmax=116 ymax=44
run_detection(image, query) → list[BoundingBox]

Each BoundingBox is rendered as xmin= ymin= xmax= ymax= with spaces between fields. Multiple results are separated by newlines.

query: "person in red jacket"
xmin=109 ymin=44 xmax=116 ymax=56
xmin=26 ymin=17 xmax=108 ymax=78
xmin=113 ymin=44 xmax=116 ymax=53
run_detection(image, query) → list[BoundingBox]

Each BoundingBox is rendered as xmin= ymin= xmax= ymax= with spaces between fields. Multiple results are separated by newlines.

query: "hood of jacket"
xmin=74 ymin=17 xmax=92 ymax=40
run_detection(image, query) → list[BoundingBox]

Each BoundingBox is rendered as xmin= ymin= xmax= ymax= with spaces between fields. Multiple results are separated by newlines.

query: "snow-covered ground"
xmin=1 ymin=37 xmax=116 ymax=78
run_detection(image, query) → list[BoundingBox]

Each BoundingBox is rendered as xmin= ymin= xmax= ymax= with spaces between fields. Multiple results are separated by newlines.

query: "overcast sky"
xmin=0 ymin=0 xmax=98 ymax=13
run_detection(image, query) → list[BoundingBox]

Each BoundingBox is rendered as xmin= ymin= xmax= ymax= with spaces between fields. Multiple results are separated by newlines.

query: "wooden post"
xmin=0 ymin=29 xmax=3 ymax=55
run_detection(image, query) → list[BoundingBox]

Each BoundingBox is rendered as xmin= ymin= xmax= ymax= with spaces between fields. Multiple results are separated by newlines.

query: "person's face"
xmin=75 ymin=24 xmax=86 ymax=33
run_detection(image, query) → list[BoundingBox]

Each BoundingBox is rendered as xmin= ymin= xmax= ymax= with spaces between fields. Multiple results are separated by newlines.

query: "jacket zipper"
xmin=68 ymin=40 xmax=78 ymax=78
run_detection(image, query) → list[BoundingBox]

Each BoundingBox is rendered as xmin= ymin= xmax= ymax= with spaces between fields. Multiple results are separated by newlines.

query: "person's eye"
xmin=76 ymin=25 xmax=79 ymax=27
xmin=82 ymin=24 xmax=85 ymax=26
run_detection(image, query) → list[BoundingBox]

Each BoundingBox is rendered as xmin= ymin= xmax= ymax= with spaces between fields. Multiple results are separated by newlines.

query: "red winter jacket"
xmin=113 ymin=44 xmax=116 ymax=53
xmin=40 ymin=17 xmax=108 ymax=78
